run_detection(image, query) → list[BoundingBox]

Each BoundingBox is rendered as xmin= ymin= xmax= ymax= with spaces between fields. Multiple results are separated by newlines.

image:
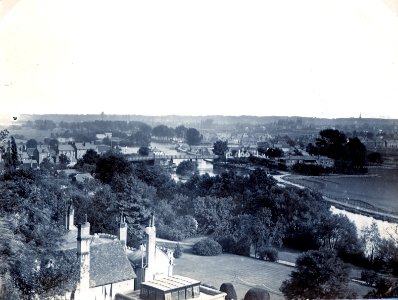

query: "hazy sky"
xmin=1 ymin=0 xmax=397 ymax=119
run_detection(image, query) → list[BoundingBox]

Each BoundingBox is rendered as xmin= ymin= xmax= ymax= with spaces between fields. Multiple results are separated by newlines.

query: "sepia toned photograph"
xmin=1 ymin=0 xmax=398 ymax=299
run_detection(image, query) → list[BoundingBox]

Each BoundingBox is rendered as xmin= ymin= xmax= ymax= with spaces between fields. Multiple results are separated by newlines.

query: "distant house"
xmin=72 ymin=173 xmax=94 ymax=184
xmin=21 ymin=157 xmax=38 ymax=169
xmin=280 ymin=155 xmax=317 ymax=168
xmin=58 ymin=144 xmax=76 ymax=162
xmin=34 ymin=145 xmax=51 ymax=164
xmin=316 ymin=156 xmax=334 ymax=168
xmin=279 ymin=155 xmax=334 ymax=168
xmin=74 ymin=142 xmax=97 ymax=160
xmin=96 ymin=133 xmax=112 ymax=141
xmin=57 ymin=137 xmax=75 ymax=143
xmin=151 ymin=148 xmax=165 ymax=157
xmin=96 ymin=144 xmax=111 ymax=155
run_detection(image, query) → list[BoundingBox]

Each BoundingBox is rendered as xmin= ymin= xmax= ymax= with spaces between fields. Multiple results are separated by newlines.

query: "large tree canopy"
xmin=186 ymin=128 xmax=202 ymax=146
xmin=280 ymin=250 xmax=350 ymax=299
xmin=213 ymin=140 xmax=228 ymax=157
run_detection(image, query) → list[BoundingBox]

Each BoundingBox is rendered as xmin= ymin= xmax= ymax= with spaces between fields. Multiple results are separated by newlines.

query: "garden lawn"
xmin=173 ymin=247 xmax=292 ymax=300
xmin=172 ymin=245 xmax=373 ymax=300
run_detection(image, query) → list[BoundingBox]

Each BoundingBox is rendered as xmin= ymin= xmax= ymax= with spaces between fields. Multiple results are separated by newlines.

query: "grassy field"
xmin=171 ymin=241 xmax=372 ymax=300
xmin=6 ymin=126 xmax=61 ymax=141
xmin=286 ymin=167 xmax=398 ymax=213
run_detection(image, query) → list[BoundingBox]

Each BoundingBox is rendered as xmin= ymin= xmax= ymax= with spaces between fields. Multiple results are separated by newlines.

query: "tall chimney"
xmin=118 ymin=212 xmax=128 ymax=252
xmin=66 ymin=204 xmax=75 ymax=231
xmin=76 ymin=216 xmax=91 ymax=298
xmin=144 ymin=214 xmax=156 ymax=282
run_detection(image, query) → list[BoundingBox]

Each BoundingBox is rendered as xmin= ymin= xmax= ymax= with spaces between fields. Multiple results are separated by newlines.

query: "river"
xmin=151 ymin=142 xmax=216 ymax=177
xmin=152 ymin=143 xmax=398 ymax=241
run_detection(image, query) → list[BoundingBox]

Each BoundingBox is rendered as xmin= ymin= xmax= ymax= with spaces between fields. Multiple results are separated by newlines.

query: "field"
xmin=285 ymin=167 xmax=398 ymax=213
xmin=5 ymin=126 xmax=63 ymax=141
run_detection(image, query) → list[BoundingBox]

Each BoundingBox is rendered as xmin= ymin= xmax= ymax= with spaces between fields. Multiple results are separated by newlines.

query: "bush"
xmin=220 ymin=283 xmax=238 ymax=300
xmin=361 ymin=270 xmax=379 ymax=286
xmin=156 ymin=224 xmax=185 ymax=241
xmin=176 ymin=160 xmax=197 ymax=177
xmin=217 ymin=235 xmax=251 ymax=256
xmin=192 ymin=238 xmax=222 ymax=256
xmin=244 ymin=288 xmax=270 ymax=300
xmin=258 ymin=247 xmax=278 ymax=262
xmin=174 ymin=244 xmax=182 ymax=259
xmin=218 ymin=235 xmax=237 ymax=253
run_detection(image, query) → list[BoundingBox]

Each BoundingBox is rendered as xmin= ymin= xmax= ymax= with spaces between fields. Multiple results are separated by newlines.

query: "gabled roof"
xmin=75 ymin=142 xmax=96 ymax=150
xmin=61 ymin=240 xmax=136 ymax=290
xmin=58 ymin=144 xmax=75 ymax=151
xmin=74 ymin=173 xmax=94 ymax=183
xmin=90 ymin=241 xmax=136 ymax=287
xmin=27 ymin=148 xmax=36 ymax=157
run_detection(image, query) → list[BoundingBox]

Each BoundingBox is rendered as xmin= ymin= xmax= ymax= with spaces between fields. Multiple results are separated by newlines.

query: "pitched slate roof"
xmin=89 ymin=241 xmax=136 ymax=287
xmin=60 ymin=240 xmax=136 ymax=290
xmin=75 ymin=142 xmax=96 ymax=150
xmin=58 ymin=144 xmax=75 ymax=152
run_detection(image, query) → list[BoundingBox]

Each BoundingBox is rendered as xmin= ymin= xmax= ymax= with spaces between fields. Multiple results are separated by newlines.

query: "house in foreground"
xmin=57 ymin=209 xmax=225 ymax=300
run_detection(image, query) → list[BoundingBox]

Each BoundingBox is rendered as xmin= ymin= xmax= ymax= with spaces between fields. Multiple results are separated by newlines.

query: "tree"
xmin=345 ymin=137 xmax=367 ymax=168
xmin=152 ymin=125 xmax=174 ymax=138
xmin=173 ymin=244 xmax=182 ymax=258
xmin=138 ymin=146 xmax=150 ymax=156
xmin=213 ymin=140 xmax=228 ymax=158
xmin=3 ymin=136 xmax=19 ymax=172
xmin=244 ymin=288 xmax=270 ymax=300
xmin=220 ymin=283 xmax=237 ymax=300
xmin=186 ymin=128 xmax=202 ymax=146
xmin=76 ymin=149 xmax=100 ymax=173
xmin=316 ymin=213 xmax=360 ymax=255
xmin=175 ymin=125 xmax=187 ymax=139
xmin=176 ymin=160 xmax=197 ymax=177
xmin=368 ymin=152 xmax=383 ymax=164
xmin=26 ymin=139 xmax=38 ymax=149
xmin=315 ymin=129 xmax=347 ymax=160
xmin=192 ymin=238 xmax=222 ymax=256
xmin=280 ymin=250 xmax=350 ymax=299
xmin=95 ymin=151 xmax=132 ymax=184
xmin=58 ymin=154 xmax=70 ymax=169
xmin=40 ymin=157 xmax=54 ymax=172
xmin=361 ymin=222 xmax=381 ymax=263
xmin=133 ymin=130 xmax=151 ymax=147
xmin=265 ymin=148 xmax=283 ymax=158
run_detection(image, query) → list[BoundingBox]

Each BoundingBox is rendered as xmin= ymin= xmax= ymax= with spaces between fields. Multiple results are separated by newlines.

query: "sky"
xmin=0 ymin=0 xmax=398 ymax=120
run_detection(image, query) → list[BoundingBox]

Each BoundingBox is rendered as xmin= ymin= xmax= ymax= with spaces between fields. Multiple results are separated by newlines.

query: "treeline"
xmin=24 ymin=120 xmax=203 ymax=146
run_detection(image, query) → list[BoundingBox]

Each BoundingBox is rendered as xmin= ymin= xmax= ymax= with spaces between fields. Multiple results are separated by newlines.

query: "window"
xmin=193 ymin=286 xmax=200 ymax=298
xmin=172 ymin=291 xmax=179 ymax=300
xmin=186 ymin=287 xmax=193 ymax=299
xmin=178 ymin=289 xmax=185 ymax=300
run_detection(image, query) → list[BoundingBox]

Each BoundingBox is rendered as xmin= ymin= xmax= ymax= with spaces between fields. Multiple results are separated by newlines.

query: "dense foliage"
xmin=307 ymin=129 xmax=368 ymax=173
xmin=176 ymin=160 xmax=197 ymax=177
xmin=280 ymin=250 xmax=351 ymax=299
